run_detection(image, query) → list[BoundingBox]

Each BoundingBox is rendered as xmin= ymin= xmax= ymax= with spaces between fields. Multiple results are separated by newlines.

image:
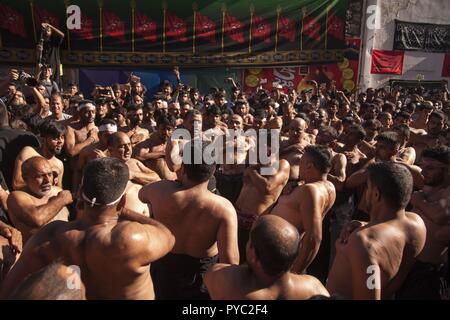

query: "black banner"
xmin=394 ymin=20 xmax=450 ymax=53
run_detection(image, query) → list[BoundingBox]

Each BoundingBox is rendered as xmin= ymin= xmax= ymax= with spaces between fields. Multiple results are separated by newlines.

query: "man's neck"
xmin=180 ymin=176 xmax=209 ymax=190
xmin=370 ymin=205 xmax=405 ymax=224
xmin=82 ymin=207 xmax=120 ymax=226
xmin=304 ymin=174 xmax=327 ymax=184
xmin=39 ymin=146 xmax=54 ymax=159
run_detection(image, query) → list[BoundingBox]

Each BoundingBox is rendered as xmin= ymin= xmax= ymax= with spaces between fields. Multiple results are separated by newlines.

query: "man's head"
xmin=182 ymin=140 xmax=216 ymax=184
xmin=235 ymin=100 xmax=248 ymax=117
xmin=98 ymin=119 xmax=118 ymax=146
xmin=155 ymin=114 xmax=176 ymax=142
xmin=366 ymin=162 xmax=413 ymax=211
xmin=362 ymin=119 xmax=382 ymax=141
xmin=299 ymin=145 xmax=332 ymax=179
xmin=247 ymin=215 xmax=300 ymax=278
xmin=427 ymin=111 xmax=446 ymax=136
xmin=394 ymin=111 xmax=411 ymax=126
xmin=168 ymin=101 xmax=181 ymax=119
xmin=81 ymin=157 xmax=129 ymax=210
xmin=22 ymin=157 xmax=53 ymax=197
xmin=316 ymin=126 xmax=339 ymax=146
xmin=375 ymin=131 xmax=401 ymax=161
xmin=205 ymin=105 xmax=221 ymax=128
xmin=327 ymin=99 xmax=339 ymax=115
xmin=228 ymin=114 xmax=244 ymax=130
xmin=345 ymin=124 xmax=366 ymax=147
xmin=288 ymin=118 xmax=307 ymax=143
xmin=392 ymin=124 xmax=410 ymax=146
xmin=39 ymin=119 xmax=66 ymax=155
xmin=282 ymin=102 xmax=296 ymax=117
xmin=378 ymin=112 xmax=393 ymax=129
xmin=421 ymin=146 xmax=450 ymax=187
xmin=110 ymin=107 xmax=127 ymax=127
xmin=215 ymin=93 xmax=226 ymax=108
xmin=11 ymin=90 xmax=25 ymax=106
xmin=314 ymin=108 xmax=328 ymax=128
xmin=127 ymin=104 xmax=144 ymax=127
xmin=9 ymin=260 xmax=85 ymax=300
xmin=183 ymin=109 xmax=202 ymax=136
xmin=107 ymin=132 xmax=132 ymax=162
xmin=50 ymin=93 xmax=64 ymax=117
xmin=78 ymin=100 xmax=96 ymax=124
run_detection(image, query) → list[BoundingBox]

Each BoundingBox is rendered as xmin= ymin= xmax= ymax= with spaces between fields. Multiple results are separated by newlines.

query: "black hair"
xmin=428 ymin=111 xmax=446 ymax=122
xmin=304 ymin=145 xmax=332 ymax=174
xmin=182 ymin=140 xmax=216 ymax=183
xmin=375 ymin=131 xmax=401 ymax=150
xmin=126 ymin=103 xmax=142 ymax=113
xmin=251 ymin=217 xmax=300 ymax=277
xmin=367 ymin=162 xmax=413 ymax=210
xmin=38 ymin=119 xmax=66 ymax=137
xmin=296 ymin=112 xmax=311 ymax=125
xmin=319 ymin=126 xmax=339 ymax=140
xmin=363 ymin=119 xmax=382 ymax=130
xmin=422 ymin=145 xmax=450 ymax=165
xmin=393 ymin=124 xmax=410 ymax=140
xmin=82 ymin=157 xmax=129 ymax=206
xmin=183 ymin=109 xmax=202 ymax=121
xmin=156 ymin=114 xmax=176 ymax=128
xmin=348 ymin=124 xmax=367 ymax=140
xmin=206 ymin=104 xmax=221 ymax=116
xmin=394 ymin=111 xmax=411 ymax=120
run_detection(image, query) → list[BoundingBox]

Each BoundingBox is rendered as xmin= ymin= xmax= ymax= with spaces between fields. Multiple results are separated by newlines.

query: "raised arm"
xmin=43 ymin=22 xmax=64 ymax=39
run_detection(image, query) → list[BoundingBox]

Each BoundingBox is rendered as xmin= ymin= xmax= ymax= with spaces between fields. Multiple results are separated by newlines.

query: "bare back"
xmin=1 ymin=219 xmax=161 ymax=300
xmin=140 ymin=180 xmax=238 ymax=261
xmin=327 ymin=212 xmax=426 ymax=299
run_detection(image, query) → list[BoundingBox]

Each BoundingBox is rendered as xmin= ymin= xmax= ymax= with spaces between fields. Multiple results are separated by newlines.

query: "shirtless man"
xmin=410 ymin=102 xmax=433 ymax=131
xmin=134 ymin=115 xmax=177 ymax=180
xmin=270 ymin=145 xmax=336 ymax=274
xmin=280 ymin=118 xmax=311 ymax=182
xmin=396 ymin=146 xmax=450 ymax=299
xmin=327 ymin=162 xmax=426 ymax=299
xmin=393 ymin=124 xmax=416 ymax=165
xmin=125 ymin=104 xmax=150 ymax=147
xmin=410 ymin=111 xmax=447 ymax=164
xmin=235 ymin=147 xmax=290 ymax=262
xmin=204 ymin=215 xmax=329 ymax=300
xmin=335 ymin=124 xmax=367 ymax=176
xmin=215 ymin=115 xmax=253 ymax=204
xmin=13 ymin=120 xmax=65 ymax=190
xmin=7 ymin=157 xmax=71 ymax=243
xmin=107 ymin=132 xmax=160 ymax=186
xmin=139 ymin=140 xmax=239 ymax=299
xmin=65 ymin=100 xmax=98 ymax=157
xmin=74 ymin=119 xmax=117 ymax=193
xmin=264 ymin=99 xmax=283 ymax=130
xmin=0 ymin=158 xmax=175 ymax=299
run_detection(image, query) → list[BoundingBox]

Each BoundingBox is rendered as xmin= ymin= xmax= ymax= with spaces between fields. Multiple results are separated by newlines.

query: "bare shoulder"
xmin=404 ymin=211 xmax=426 ymax=238
xmin=8 ymin=190 xmax=32 ymax=203
xmin=291 ymin=274 xmax=330 ymax=298
xmin=18 ymin=146 xmax=39 ymax=159
xmin=211 ymin=194 xmax=237 ymax=218
xmin=110 ymin=221 xmax=153 ymax=257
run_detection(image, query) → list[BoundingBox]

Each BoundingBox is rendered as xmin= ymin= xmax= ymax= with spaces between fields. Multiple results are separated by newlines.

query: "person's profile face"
xmin=421 ymin=158 xmax=446 ymax=186
xmin=427 ymin=116 xmax=444 ymax=135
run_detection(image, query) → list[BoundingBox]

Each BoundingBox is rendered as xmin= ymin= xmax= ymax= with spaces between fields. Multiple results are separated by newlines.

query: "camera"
xmin=19 ymin=70 xmax=38 ymax=87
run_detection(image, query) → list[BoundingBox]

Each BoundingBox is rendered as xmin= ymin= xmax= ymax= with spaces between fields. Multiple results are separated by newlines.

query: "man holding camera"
xmin=36 ymin=23 xmax=64 ymax=88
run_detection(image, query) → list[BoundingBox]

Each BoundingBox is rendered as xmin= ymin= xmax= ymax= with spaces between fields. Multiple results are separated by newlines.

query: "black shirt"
xmin=0 ymin=127 xmax=40 ymax=190
xmin=41 ymin=34 xmax=63 ymax=88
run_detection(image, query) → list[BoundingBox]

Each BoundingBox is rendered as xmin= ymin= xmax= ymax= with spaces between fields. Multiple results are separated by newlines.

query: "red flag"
xmin=303 ymin=16 xmax=321 ymax=42
xmin=0 ymin=4 xmax=27 ymax=38
xmin=278 ymin=14 xmax=296 ymax=42
xmin=251 ymin=13 xmax=271 ymax=44
xmin=195 ymin=11 xmax=216 ymax=43
xmin=442 ymin=53 xmax=450 ymax=77
xmin=71 ymin=14 xmax=94 ymax=40
xmin=327 ymin=13 xmax=344 ymax=40
xmin=135 ymin=11 xmax=157 ymax=42
xmin=371 ymin=50 xmax=404 ymax=75
xmin=224 ymin=12 xmax=244 ymax=44
xmin=166 ymin=11 xmax=188 ymax=42
xmin=102 ymin=10 xmax=126 ymax=42
xmin=34 ymin=5 xmax=61 ymax=30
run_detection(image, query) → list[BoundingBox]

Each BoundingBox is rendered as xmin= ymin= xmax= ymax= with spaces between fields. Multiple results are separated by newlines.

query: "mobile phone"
xmin=98 ymin=88 xmax=110 ymax=96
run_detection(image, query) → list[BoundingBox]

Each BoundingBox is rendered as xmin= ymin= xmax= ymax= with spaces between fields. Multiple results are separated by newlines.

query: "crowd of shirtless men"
xmin=0 ymin=71 xmax=449 ymax=300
